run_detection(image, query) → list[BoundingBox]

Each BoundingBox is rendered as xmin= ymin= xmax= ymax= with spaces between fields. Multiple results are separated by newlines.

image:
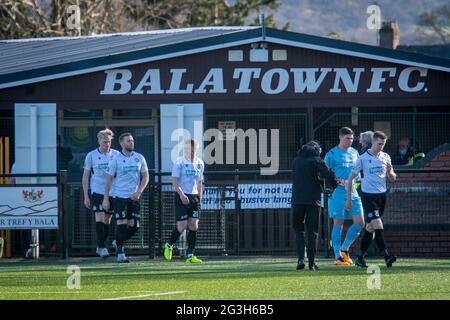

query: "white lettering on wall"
xmin=194 ymin=68 xmax=227 ymax=93
xmin=99 ymin=66 xmax=429 ymax=95
xmin=330 ymin=68 xmax=365 ymax=93
xmin=366 ymin=67 xmax=396 ymax=93
xmin=398 ymin=67 xmax=427 ymax=92
xmin=233 ymin=68 xmax=261 ymax=93
xmin=100 ymin=69 xmax=132 ymax=94
xmin=261 ymin=68 xmax=289 ymax=94
xmin=290 ymin=68 xmax=332 ymax=93
xmin=166 ymin=68 xmax=194 ymax=94
xmin=131 ymin=69 xmax=164 ymax=94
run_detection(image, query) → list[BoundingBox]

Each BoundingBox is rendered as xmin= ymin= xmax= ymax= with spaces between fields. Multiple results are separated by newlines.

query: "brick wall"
xmin=344 ymin=146 xmax=450 ymax=257
xmin=385 ymin=230 xmax=450 ymax=257
xmin=397 ymin=149 xmax=450 ymax=181
xmin=346 ymin=229 xmax=450 ymax=257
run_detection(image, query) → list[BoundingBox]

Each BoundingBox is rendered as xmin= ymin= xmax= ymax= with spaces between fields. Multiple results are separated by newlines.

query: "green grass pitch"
xmin=0 ymin=257 xmax=449 ymax=300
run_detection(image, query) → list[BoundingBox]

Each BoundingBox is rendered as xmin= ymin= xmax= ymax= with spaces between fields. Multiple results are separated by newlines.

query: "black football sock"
xmin=116 ymin=224 xmax=127 ymax=254
xmin=103 ymin=223 xmax=110 ymax=243
xmin=187 ymin=230 xmax=197 ymax=256
xmin=359 ymin=230 xmax=373 ymax=257
xmin=96 ymin=222 xmax=105 ymax=248
xmin=374 ymin=229 xmax=388 ymax=256
xmin=169 ymin=228 xmax=181 ymax=246
xmin=126 ymin=226 xmax=139 ymax=240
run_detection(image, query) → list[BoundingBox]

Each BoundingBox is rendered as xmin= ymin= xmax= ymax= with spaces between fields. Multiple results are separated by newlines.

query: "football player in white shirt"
xmin=103 ymin=133 xmax=149 ymax=263
xmin=346 ymin=131 xmax=397 ymax=268
xmin=82 ymin=129 xmax=119 ymax=258
xmin=164 ymin=139 xmax=205 ymax=264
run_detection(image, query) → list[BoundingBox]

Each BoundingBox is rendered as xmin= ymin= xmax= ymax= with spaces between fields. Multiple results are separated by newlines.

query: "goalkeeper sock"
xmin=332 ymin=225 xmax=343 ymax=259
xmin=341 ymin=223 xmax=363 ymax=251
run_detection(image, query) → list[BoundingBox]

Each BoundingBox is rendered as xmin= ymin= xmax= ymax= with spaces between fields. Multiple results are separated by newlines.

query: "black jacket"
xmin=392 ymin=147 xmax=414 ymax=165
xmin=291 ymin=145 xmax=338 ymax=206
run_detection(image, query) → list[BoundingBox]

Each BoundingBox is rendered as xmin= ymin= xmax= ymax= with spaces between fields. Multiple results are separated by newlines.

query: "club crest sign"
xmin=22 ymin=189 xmax=44 ymax=203
xmin=0 ymin=186 xmax=58 ymax=229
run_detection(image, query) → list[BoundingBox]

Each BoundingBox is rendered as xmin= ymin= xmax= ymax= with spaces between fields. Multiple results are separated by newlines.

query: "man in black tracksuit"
xmin=292 ymin=141 xmax=338 ymax=271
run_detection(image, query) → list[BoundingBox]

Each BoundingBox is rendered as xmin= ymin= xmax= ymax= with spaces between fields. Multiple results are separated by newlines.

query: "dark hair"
xmin=307 ymin=140 xmax=322 ymax=154
xmin=339 ymin=127 xmax=354 ymax=136
xmin=119 ymin=132 xmax=132 ymax=142
xmin=373 ymin=131 xmax=387 ymax=141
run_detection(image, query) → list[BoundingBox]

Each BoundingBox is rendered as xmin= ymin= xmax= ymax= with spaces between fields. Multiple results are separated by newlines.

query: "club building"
xmin=1 ymin=27 xmax=449 ymax=257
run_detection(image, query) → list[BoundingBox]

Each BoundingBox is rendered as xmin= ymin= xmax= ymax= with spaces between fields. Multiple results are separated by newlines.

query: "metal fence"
xmin=152 ymin=173 xmax=228 ymax=257
xmin=205 ymin=113 xmax=308 ymax=171
xmin=67 ymin=182 xmax=152 ymax=256
xmin=313 ymin=112 xmax=450 ymax=158
xmin=2 ymin=110 xmax=450 ymax=258
xmin=147 ymin=169 xmax=450 ymax=258
xmin=1 ymin=169 xmax=450 ymax=258
xmin=205 ymin=111 xmax=450 ymax=170
xmin=58 ymin=112 xmax=157 ymax=184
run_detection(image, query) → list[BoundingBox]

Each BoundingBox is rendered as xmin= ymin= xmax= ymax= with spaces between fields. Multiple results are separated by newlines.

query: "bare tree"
xmin=0 ymin=0 xmax=285 ymax=39
xmin=122 ymin=0 xmax=286 ymax=30
xmin=0 ymin=0 xmax=138 ymax=39
xmin=417 ymin=4 xmax=450 ymax=44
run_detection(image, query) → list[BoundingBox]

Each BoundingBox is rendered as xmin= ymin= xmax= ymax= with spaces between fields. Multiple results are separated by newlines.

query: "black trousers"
xmin=292 ymin=204 xmax=320 ymax=262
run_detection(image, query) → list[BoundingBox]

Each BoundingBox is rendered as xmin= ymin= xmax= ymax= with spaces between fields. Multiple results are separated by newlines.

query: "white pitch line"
xmin=2 ymin=290 xmax=161 ymax=295
xmin=2 ymin=292 xmax=83 ymax=294
xmin=100 ymin=291 xmax=186 ymax=300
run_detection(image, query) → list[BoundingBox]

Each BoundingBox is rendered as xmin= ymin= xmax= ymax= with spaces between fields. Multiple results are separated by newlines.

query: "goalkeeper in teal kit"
xmin=324 ymin=127 xmax=364 ymax=266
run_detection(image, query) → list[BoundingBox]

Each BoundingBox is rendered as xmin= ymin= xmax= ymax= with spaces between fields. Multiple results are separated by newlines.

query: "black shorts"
xmin=90 ymin=193 xmax=114 ymax=214
xmin=112 ymin=197 xmax=141 ymax=222
xmin=175 ymin=193 xmax=201 ymax=221
xmin=361 ymin=192 xmax=387 ymax=222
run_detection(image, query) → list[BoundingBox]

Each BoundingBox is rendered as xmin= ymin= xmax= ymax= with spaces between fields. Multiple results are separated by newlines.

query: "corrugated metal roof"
xmin=0 ymin=27 xmax=257 ymax=75
xmin=397 ymin=44 xmax=450 ymax=60
xmin=0 ymin=26 xmax=449 ymax=89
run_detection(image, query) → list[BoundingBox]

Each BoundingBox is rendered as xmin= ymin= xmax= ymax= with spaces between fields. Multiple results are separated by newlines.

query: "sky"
xmin=267 ymin=0 xmax=449 ymax=45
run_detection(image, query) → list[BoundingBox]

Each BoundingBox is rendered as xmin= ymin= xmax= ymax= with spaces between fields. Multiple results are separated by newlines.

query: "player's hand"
xmin=131 ymin=191 xmax=141 ymax=201
xmin=102 ymin=198 xmax=110 ymax=212
xmin=84 ymin=196 xmax=91 ymax=209
xmin=388 ymin=172 xmax=397 ymax=182
xmin=345 ymin=199 xmax=352 ymax=211
xmin=180 ymin=194 xmax=190 ymax=205
xmin=386 ymin=162 xmax=393 ymax=172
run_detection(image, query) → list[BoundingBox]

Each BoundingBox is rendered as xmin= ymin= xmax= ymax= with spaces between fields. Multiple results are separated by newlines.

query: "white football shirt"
xmin=107 ymin=151 xmax=148 ymax=199
xmin=84 ymin=148 xmax=120 ymax=195
xmin=172 ymin=156 xmax=204 ymax=195
xmin=352 ymin=149 xmax=392 ymax=194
